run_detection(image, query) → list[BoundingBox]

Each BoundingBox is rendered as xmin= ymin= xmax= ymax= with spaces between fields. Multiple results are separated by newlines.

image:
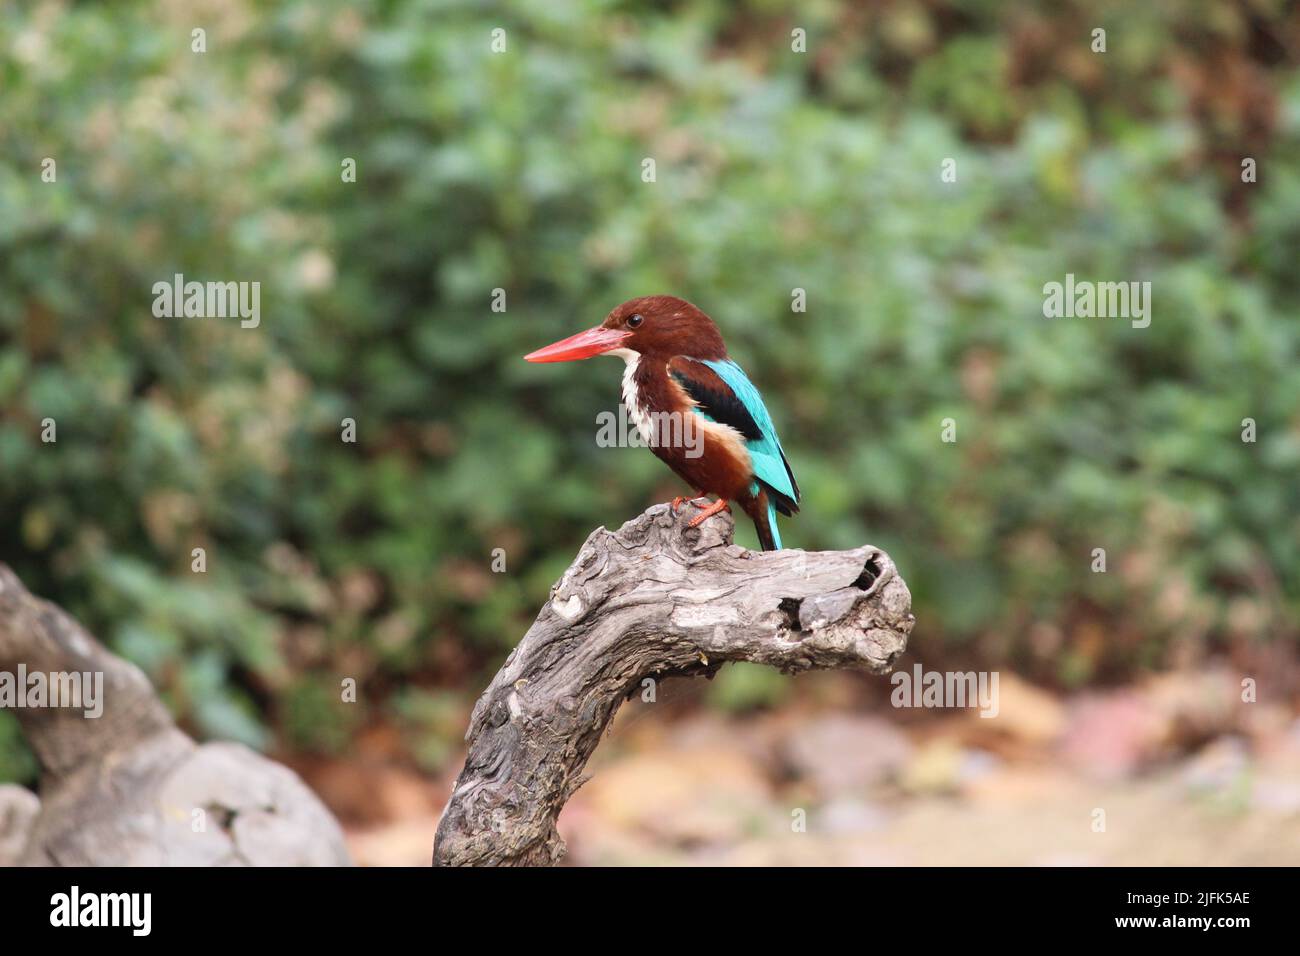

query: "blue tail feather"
xmin=767 ymin=497 xmax=782 ymax=550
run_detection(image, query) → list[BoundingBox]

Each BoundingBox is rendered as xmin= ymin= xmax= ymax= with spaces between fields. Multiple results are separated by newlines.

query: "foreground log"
xmin=0 ymin=564 xmax=350 ymax=866
xmin=433 ymin=503 xmax=915 ymax=866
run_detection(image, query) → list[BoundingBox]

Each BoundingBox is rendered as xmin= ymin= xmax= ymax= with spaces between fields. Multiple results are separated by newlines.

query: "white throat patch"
xmin=609 ymin=348 xmax=656 ymax=445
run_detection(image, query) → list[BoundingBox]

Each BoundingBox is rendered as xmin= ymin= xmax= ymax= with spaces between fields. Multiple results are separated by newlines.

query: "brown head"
xmin=524 ymin=295 xmax=727 ymax=363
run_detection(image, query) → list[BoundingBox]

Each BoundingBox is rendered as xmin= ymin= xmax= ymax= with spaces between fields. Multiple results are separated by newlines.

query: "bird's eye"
xmin=627 ymin=314 xmax=644 ymax=329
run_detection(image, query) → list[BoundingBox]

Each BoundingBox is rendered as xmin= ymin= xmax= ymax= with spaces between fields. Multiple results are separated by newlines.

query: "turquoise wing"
xmin=697 ymin=358 xmax=800 ymax=507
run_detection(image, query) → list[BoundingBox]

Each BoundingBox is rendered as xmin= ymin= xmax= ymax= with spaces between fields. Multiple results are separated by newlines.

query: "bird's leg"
xmin=670 ymin=491 xmax=709 ymax=515
xmin=686 ymin=497 xmax=731 ymax=528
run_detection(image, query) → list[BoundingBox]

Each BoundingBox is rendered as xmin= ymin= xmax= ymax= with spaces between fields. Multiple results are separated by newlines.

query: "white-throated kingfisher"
xmin=524 ymin=295 xmax=800 ymax=551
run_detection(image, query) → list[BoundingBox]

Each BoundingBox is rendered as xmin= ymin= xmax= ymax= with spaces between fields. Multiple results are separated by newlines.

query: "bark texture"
xmin=433 ymin=503 xmax=915 ymax=866
xmin=0 ymin=564 xmax=350 ymax=866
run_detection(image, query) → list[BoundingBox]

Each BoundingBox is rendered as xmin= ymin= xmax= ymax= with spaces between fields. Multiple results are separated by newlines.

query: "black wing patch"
xmin=667 ymin=357 xmax=764 ymax=442
xmin=778 ymin=447 xmax=800 ymax=503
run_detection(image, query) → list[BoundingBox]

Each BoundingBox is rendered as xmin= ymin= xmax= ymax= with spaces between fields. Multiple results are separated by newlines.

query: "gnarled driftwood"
xmin=0 ymin=564 xmax=350 ymax=866
xmin=433 ymin=502 xmax=914 ymax=866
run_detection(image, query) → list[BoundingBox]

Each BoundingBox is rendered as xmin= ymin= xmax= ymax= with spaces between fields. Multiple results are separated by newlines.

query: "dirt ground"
xmin=333 ymin=669 xmax=1300 ymax=866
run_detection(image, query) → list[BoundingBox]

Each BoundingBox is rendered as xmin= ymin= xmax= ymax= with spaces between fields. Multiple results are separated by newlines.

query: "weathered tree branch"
xmin=0 ymin=564 xmax=351 ymax=866
xmin=433 ymin=503 xmax=915 ymax=866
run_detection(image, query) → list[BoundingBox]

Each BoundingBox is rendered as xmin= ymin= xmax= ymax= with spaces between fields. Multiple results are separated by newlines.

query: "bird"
xmin=524 ymin=295 xmax=799 ymax=551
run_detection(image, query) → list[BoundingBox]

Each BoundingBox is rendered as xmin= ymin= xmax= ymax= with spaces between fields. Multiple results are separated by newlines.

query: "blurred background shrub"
xmin=1 ymin=0 xmax=1297 ymax=782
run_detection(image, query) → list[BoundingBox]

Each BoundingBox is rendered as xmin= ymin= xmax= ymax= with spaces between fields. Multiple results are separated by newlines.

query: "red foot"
xmin=670 ymin=492 xmax=708 ymax=515
xmin=686 ymin=498 xmax=731 ymax=528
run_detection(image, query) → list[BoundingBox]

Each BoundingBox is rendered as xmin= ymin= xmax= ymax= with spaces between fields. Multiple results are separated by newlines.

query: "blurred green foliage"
xmin=1 ymin=1 xmax=1297 ymax=781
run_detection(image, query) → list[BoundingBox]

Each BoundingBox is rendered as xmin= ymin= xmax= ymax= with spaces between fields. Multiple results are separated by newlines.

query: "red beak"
xmin=524 ymin=325 xmax=632 ymax=363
